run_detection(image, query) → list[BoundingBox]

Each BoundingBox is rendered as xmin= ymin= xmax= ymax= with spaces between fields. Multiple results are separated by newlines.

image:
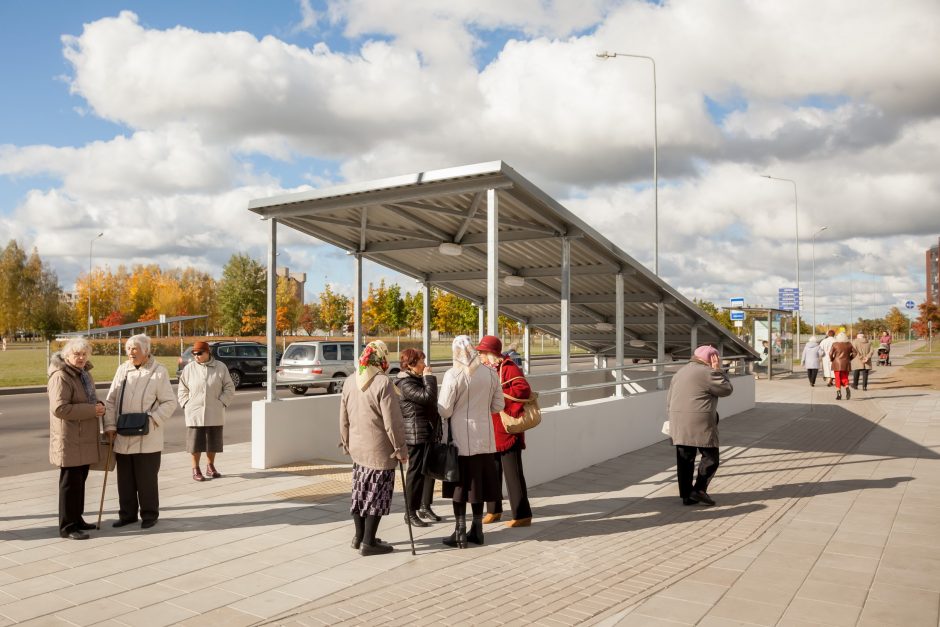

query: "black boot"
xmin=442 ymin=515 xmax=467 ymax=548
xmin=467 ymin=514 xmax=484 ymax=545
xmin=351 ymin=513 xmax=364 ymax=549
xmin=845 ymin=386 xmax=851 ymax=400
xmin=836 ymin=389 xmax=842 ymax=400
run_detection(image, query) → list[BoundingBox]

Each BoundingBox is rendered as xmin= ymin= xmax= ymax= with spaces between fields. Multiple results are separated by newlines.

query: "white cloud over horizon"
xmin=1 ymin=1 xmax=938 ymax=325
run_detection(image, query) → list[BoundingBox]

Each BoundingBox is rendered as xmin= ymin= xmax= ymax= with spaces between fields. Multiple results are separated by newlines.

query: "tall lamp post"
xmin=761 ymin=175 xmax=800 ymax=360
xmin=811 ymin=225 xmax=828 ymax=333
xmin=87 ymin=232 xmax=103 ymax=335
xmin=596 ymin=51 xmax=659 ymax=276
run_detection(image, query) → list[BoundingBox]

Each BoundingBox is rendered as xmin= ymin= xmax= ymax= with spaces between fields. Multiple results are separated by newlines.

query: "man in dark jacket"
xmin=394 ymin=349 xmax=441 ymax=526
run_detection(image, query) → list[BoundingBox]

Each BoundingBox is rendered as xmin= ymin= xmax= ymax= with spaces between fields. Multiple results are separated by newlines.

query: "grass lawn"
xmin=0 ymin=348 xmax=179 ymax=388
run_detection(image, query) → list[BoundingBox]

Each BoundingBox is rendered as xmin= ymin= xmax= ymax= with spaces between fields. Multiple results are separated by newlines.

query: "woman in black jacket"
xmin=395 ymin=348 xmax=442 ymax=527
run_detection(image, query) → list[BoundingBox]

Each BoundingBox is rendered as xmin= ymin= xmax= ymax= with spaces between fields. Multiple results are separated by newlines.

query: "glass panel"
xmin=340 ymin=345 xmax=355 ymax=361
xmin=321 ymin=344 xmax=338 ymax=361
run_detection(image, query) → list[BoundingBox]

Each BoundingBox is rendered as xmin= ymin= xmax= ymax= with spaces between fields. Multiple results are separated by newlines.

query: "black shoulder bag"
xmin=116 ymin=369 xmax=153 ymax=436
xmin=423 ymin=417 xmax=460 ymax=483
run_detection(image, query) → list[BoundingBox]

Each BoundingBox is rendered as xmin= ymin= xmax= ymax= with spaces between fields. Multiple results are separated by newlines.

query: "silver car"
xmin=276 ymin=341 xmax=358 ymax=395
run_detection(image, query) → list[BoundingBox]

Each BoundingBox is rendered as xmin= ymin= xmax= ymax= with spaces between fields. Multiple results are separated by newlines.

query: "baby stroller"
xmin=877 ymin=344 xmax=890 ymax=366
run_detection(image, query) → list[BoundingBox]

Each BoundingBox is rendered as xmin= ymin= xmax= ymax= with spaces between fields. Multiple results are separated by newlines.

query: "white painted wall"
xmin=252 ymin=373 xmax=756 ymax=488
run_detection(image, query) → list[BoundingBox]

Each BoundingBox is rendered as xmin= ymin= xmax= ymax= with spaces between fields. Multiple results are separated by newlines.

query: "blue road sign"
xmin=730 ymin=310 xmax=746 ymax=321
xmin=905 ymin=300 xmax=915 ymax=309
xmin=778 ymin=287 xmax=801 ymax=311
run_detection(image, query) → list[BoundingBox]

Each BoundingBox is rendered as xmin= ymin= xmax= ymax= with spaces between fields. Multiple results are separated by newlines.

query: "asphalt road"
xmin=0 ymin=384 xmax=327 ymax=478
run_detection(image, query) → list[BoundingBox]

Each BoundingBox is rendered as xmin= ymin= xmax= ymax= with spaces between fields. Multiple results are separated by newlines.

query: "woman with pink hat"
xmin=666 ymin=345 xmax=733 ymax=506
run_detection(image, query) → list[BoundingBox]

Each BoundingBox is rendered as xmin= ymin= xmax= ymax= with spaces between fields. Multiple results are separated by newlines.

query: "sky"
xmin=1 ymin=0 xmax=938 ymax=329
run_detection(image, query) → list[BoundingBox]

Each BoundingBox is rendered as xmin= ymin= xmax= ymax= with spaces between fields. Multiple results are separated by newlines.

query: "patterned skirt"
xmin=350 ymin=464 xmax=395 ymax=516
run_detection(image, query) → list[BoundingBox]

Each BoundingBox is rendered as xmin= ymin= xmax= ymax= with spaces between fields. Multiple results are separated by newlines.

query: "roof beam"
xmin=383 ymin=205 xmax=454 ymax=240
xmin=453 ymin=192 xmax=483 ymax=243
xmin=294 ymin=216 xmax=428 ymax=240
xmin=392 ymin=201 xmax=561 ymax=235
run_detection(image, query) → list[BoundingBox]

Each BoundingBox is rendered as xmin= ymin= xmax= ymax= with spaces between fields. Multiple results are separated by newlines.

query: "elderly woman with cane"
xmin=47 ymin=338 xmax=107 ymax=540
xmin=340 ymin=341 xmax=408 ymax=556
xmin=667 ymin=345 xmax=733 ymax=506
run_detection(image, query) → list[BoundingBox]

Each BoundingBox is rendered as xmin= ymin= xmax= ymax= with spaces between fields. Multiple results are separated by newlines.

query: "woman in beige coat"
xmin=104 ymin=334 xmax=177 ymax=529
xmin=436 ymin=335 xmax=504 ymax=548
xmin=178 ymin=340 xmax=235 ymax=481
xmin=851 ymin=333 xmax=874 ymax=391
xmin=47 ymin=338 xmax=106 ymax=540
xmin=667 ymin=346 xmax=733 ymax=506
xmin=340 ymin=341 xmax=408 ymax=556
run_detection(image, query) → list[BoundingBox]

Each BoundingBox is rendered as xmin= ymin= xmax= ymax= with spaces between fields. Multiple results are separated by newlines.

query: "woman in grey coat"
xmin=667 ymin=345 xmax=733 ymax=506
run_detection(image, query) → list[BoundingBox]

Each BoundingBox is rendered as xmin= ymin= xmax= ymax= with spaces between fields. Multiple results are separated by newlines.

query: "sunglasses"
xmin=192 ymin=351 xmax=204 ymax=356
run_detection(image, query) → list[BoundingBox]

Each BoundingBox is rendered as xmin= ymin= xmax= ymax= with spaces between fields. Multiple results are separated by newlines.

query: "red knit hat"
xmin=192 ymin=341 xmax=210 ymax=354
xmin=475 ymin=335 xmax=502 ymax=355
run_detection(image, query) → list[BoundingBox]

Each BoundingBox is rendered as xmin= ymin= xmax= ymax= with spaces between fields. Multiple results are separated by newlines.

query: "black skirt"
xmin=442 ymin=453 xmax=500 ymax=503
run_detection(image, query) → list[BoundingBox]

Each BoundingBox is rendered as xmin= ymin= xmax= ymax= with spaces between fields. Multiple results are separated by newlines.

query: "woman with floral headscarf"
xmin=339 ymin=341 xmax=408 ymax=556
xmin=436 ymin=335 xmax=504 ymax=548
xmin=667 ymin=345 xmax=733 ymax=506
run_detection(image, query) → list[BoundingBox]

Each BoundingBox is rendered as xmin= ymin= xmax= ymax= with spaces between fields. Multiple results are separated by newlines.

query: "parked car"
xmin=177 ymin=341 xmax=280 ymax=389
xmin=276 ymin=340 xmax=362 ymax=395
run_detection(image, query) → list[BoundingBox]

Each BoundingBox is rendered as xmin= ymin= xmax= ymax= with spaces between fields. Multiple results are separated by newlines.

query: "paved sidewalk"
xmin=0 ymin=344 xmax=937 ymax=626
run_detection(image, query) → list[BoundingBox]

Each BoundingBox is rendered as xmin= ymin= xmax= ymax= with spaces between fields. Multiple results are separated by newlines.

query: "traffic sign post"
xmin=778 ymin=287 xmax=801 ymax=312
xmin=730 ymin=297 xmax=744 ymax=309
xmin=730 ymin=310 xmax=746 ymax=321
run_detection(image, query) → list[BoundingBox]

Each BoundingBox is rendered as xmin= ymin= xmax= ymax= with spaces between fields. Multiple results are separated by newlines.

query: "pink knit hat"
xmin=694 ymin=345 xmax=719 ymax=363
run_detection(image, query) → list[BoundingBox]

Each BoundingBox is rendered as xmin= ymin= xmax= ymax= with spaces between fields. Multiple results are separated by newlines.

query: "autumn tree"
xmin=217 ymin=254 xmax=266 ymax=335
xmin=0 ymin=240 xmax=28 ymax=337
xmin=298 ymin=303 xmax=322 ymax=335
xmin=913 ymin=301 xmax=939 ymax=338
xmin=884 ymin=306 xmax=909 ymax=336
xmin=403 ymin=290 xmax=425 ymax=337
xmin=275 ymin=276 xmax=303 ymax=333
xmin=432 ymin=289 xmax=477 ymax=335
xmin=319 ymin=284 xmax=350 ymax=334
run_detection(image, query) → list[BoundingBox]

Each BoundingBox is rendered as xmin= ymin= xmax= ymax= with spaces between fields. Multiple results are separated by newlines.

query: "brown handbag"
xmin=498 ymin=371 xmax=542 ymax=434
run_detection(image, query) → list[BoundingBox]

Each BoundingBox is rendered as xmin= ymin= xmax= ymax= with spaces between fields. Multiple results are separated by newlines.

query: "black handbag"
xmin=423 ymin=420 xmax=460 ymax=482
xmin=116 ymin=372 xmax=152 ymax=436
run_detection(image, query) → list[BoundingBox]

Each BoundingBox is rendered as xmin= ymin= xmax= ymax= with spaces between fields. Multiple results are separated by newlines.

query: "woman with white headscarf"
xmin=667 ymin=345 xmax=734 ymax=506
xmin=436 ymin=335 xmax=504 ymax=548
xmin=339 ymin=340 xmax=408 ymax=556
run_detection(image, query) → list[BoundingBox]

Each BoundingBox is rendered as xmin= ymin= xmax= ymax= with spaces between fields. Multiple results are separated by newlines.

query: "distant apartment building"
xmin=928 ymin=238 xmax=940 ymax=306
xmin=276 ymin=267 xmax=306 ymax=304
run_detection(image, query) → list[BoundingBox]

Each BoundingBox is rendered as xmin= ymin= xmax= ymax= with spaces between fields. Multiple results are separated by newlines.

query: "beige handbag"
xmin=499 ymin=373 xmax=542 ymax=433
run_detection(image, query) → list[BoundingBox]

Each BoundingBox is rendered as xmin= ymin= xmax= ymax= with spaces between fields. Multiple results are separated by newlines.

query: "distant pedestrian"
xmin=178 ymin=340 xmax=235 ymax=482
xmin=819 ymin=330 xmax=836 ymax=386
xmin=47 ymin=338 xmax=107 ymax=540
xmin=801 ymin=336 xmax=821 ymax=386
xmin=504 ymin=343 xmax=523 ymax=368
xmin=851 ymin=333 xmax=874 ymax=391
xmin=667 ymin=345 xmax=733 ymax=506
xmin=828 ymin=332 xmax=857 ymax=400
xmin=437 ymin=335 xmax=504 ymax=548
xmin=476 ymin=335 xmax=533 ymax=528
xmin=394 ymin=348 xmax=442 ymax=527
xmin=880 ymin=330 xmax=892 ymax=364
xmin=340 ymin=341 xmax=408 ymax=556
xmin=104 ymin=334 xmax=177 ymax=530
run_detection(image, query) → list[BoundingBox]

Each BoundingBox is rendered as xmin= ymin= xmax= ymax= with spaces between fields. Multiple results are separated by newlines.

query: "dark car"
xmin=177 ymin=341 xmax=281 ymax=388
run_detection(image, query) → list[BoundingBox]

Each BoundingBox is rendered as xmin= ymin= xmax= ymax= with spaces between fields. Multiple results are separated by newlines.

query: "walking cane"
xmin=398 ymin=461 xmax=416 ymax=556
xmin=96 ymin=438 xmax=114 ymax=530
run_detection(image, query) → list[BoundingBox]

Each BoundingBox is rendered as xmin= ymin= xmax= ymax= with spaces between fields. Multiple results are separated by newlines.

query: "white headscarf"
xmin=835 ymin=332 xmax=849 ymax=342
xmin=451 ymin=335 xmax=480 ymax=375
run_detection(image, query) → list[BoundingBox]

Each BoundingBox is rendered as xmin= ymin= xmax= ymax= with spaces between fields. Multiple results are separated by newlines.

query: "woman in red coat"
xmin=476 ymin=335 xmax=533 ymax=527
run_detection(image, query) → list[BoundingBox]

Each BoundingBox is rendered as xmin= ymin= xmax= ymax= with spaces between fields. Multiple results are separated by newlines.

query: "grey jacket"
xmin=667 ymin=359 xmax=734 ymax=448
xmin=339 ymin=373 xmax=407 ymax=470
xmin=178 ymin=358 xmax=235 ymax=427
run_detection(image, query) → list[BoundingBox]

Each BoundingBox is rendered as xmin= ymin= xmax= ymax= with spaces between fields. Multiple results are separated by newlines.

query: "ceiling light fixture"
xmin=503 ymin=274 xmax=525 ymax=287
xmin=595 ymin=322 xmax=614 ymax=331
xmin=438 ymin=242 xmax=463 ymax=256
xmin=629 ymin=339 xmax=647 ymax=348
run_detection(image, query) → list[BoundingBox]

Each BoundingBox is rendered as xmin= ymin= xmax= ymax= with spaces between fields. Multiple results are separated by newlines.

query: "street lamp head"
xmin=596 ymin=51 xmax=613 ymax=59
xmin=759 ymin=174 xmax=772 ymax=179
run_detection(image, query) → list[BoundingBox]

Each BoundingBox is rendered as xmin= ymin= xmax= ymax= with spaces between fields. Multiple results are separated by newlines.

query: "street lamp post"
xmin=87 ymin=232 xmax=103 ymax=335
xmin=596 ymin=51 xmax=659 ymax=276
xmin=761 ymin=175 xmax=801 ymax=361
xmin=811 ymin=226 xmax=828 ymax=333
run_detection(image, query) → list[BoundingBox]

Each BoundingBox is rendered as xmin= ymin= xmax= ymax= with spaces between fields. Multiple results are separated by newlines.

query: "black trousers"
xmin=405 ymin=443 xmax=435 ymax=513
xmin=58 ymin=465 xmax=90 ymax=534
xmin=806 ymin=369 xmax=819 ymax=385
xmin=852 ymin=369 xmax=870 ymax=388
xmin=675 ymin=446 xmax=719 ymax=499
xmin=486 ymin=448 xmax=532 ymax=520
xmin=115 ymin=452 xmax=161 ymax=523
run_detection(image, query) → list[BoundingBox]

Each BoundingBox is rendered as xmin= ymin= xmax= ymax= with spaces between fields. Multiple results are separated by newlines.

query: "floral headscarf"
xmin=451 ymin=335 xmax=480 ymax=375
xmin=356 ymin=340 xmax=389 ymax=390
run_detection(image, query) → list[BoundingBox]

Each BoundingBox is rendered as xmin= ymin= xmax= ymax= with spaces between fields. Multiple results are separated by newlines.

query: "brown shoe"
xmin=506 ymin=517 xmax=532 ymax=527
xmin=482 ymin=513 xmax=501 ymax=524
xmin=206 ymin=464 xmax=221 ymax=479
xmin=193 ymin=467 xmax=207 ymax=482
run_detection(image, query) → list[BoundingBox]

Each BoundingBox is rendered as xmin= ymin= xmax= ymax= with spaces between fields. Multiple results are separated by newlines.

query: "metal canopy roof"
xmin=249 ymin=161 xmax=757 ymax=360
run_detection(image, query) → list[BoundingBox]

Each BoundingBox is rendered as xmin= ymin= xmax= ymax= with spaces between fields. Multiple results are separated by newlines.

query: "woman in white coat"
xmin=436 ymin=335 xmax=504 ymax=548
xmin=178 ymin=340 xmax=235 ymax=481
xmin=818 ymin=330 xmax=836 ymax=386
xmin=104 ymin=334 xmax=177 ymax=529
xmin=801 ymin=336 xmax=822 ymax=387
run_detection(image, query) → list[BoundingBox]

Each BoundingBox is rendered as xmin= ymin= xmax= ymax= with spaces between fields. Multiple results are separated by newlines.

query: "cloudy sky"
xmin=1 ymin=0 xmax=937 ymax=328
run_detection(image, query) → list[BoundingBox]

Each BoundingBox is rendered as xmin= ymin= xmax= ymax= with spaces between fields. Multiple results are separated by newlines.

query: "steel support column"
xmin=422 ymin=282 xmax=431 ymax=360
xmin=523 ymin=323 xmax=531 ymax=374
xmin=478 ymin=305 xmax=485 ymax=340
xmin=560 ymin=237 xmax=571 ymax=406
xmin=353 ymin=254 xmax=362 ymax=358
xmin=615 ymin=272 xmax=624 ymax=398
xmin=657 ymin=301 xmax=666 ymax=390
xmin=690 ymin=323 xmax=698 ymax=355
xmin=265 ymin=218 xmax=278 ymax=401
xmin=486 ymin=188 xmax=499 ymax=335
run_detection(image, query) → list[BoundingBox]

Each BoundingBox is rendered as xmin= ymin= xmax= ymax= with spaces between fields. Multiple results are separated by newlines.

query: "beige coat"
xmin=667 ymin=359 xmax=734 ymax=448
xmin=104 ymin=357 xmax=177 ymax=454
xmin=851 ymin=339 xmax=874 ymax=370
xmin=339 ymin=372 xmax=406 ymax=470
xmin=437 ymin=365 xmax=504 ymax=456
xmin=178 ymin=358 xmax=235 ymax=427
xmin=47 ymin=354 xmax=101 ymax=468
